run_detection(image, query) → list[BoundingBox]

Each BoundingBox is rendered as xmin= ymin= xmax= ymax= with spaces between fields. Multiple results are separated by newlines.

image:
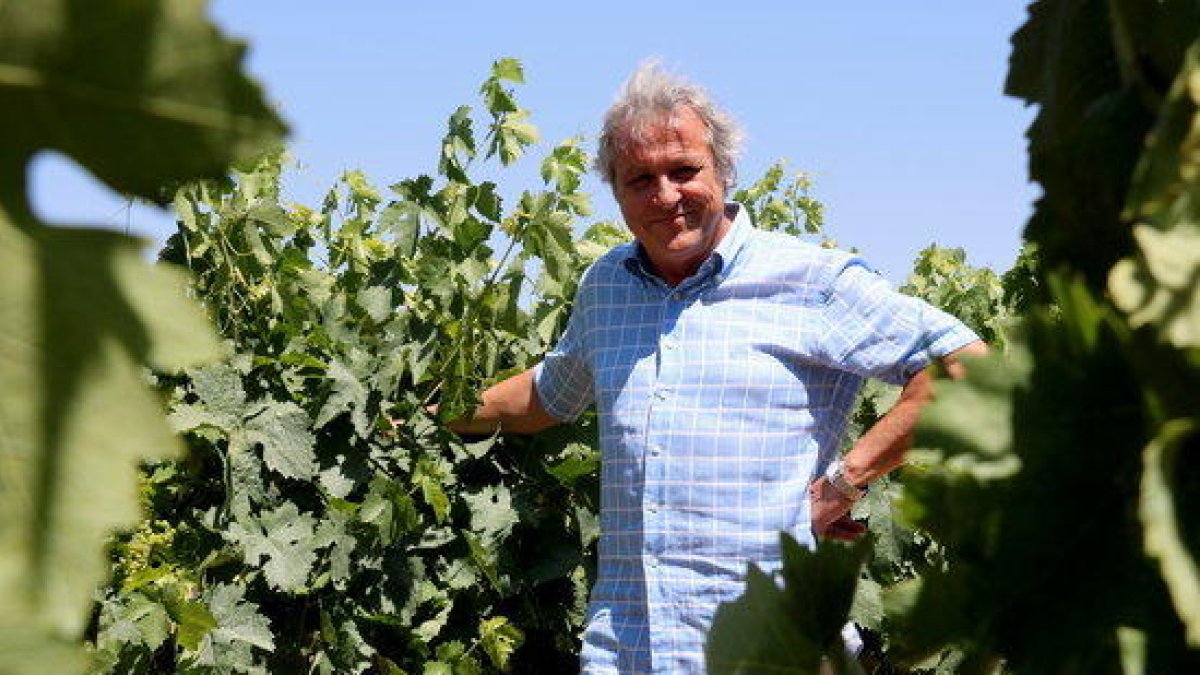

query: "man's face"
xmin=611 ymin=106 xmax=731 ymax=286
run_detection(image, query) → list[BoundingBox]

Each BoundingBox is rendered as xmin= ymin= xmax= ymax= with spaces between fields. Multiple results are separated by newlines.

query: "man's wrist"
xmin=825 ymin=458 xmax=868 ymax=501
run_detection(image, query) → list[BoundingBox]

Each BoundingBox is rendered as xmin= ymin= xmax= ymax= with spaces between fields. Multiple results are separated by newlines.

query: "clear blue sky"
xmin=31 ymin=1 xmax=1038 ymax=282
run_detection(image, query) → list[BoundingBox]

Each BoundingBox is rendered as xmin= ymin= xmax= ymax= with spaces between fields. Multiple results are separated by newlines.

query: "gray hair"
xmin=595 ymin=60 xmax=745 ymax=190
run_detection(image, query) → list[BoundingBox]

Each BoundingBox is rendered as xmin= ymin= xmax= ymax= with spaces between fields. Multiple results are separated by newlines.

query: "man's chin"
xmin=665 ymin=231 xmax=710 ymax=252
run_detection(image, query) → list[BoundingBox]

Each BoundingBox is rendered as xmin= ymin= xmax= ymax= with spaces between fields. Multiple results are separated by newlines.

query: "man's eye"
xmin=627 ymin=175 xmax=652 ymax=189
xmin=672 ymin=167 xmax=700 ymax=180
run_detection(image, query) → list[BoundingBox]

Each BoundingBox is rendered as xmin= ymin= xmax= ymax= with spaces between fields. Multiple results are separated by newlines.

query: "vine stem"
xmin=216 ymin=442 xmax=235 ymax=527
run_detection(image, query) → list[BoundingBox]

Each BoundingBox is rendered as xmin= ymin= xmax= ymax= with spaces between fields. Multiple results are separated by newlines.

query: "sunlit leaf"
xmin=706 ymin=534 xmax=871 ymax=675
xmin=1140 ymin=420 xmax=1200 ymax=646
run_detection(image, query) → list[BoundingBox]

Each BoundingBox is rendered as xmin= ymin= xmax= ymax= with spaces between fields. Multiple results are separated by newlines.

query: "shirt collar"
xmin=622 ymin=202 xmax=754 ymax=286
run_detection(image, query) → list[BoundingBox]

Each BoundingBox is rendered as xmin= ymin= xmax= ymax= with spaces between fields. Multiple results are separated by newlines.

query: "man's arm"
xmin=810 ymin=340 xmax=988 ymax=539
xmin=444 ymin=368 xmax=562 ymax=435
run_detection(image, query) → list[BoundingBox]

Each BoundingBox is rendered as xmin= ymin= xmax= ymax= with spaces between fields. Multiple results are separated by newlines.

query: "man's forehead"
xmin=614 ymin=109 xmax=711 ymax=156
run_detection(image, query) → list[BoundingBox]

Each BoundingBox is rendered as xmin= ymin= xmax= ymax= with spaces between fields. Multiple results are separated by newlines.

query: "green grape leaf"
xmin=434 ymin=634 xmax=484 ymax=672
xmin=166 ymin=597 xmax=219 ymax=652
xmin=185 ymin=584 xmax=274 ymax=673
xmin=314 ymin=510 xmax=358 ymax=587
xmin=95 ymin=592 xmax=172 ymax=652
xmin=463 ymin=485 xmax=518 ymax=545
xmin=0 ymin=224 xmax=222 ymax=658
xmin=900 ymin=245 xmax=1006 ymax=345
xmin=480 ymin=60 xmax=522 ymax=117
xmin=890 ymin=278 xmax=1190 ymax=672
xmin=171 ymin=363 xmax=246 ymax=433
xmin=172 ymin=365 xmax=319 ymax=483
xmin=245 ymin=401 xmax=318 ymax=482
xmin=479 ymin=616 xmax=523 ymax=670
xmin=360 ymin=478 xmax=421 ymax=546
xmin=0 ymin=0 xmax=287 ymax=200
xmin=545 ymin=446 xmax=599 ymax=487
xmin=439 ymin=106 xmax=476 ymax=183
xmin=228 ymin=446 xmax=270 ymax=520
xmin=1005 ymin=0 xmax=1200 ymax=290
xmin=464 ymin=533 xmax=504 ymax=592
xmin=414 ymin=459 xmax=452 ymax=524
xmin=491 ymin=58 xmax=525 ymax=84
xmin=856 ymin=475 xmax=906 ymax=573
xmin=345 ymin=170 xmax=383 ymax=205
xmin=227 ymin=503 xmax=319 ymax=592
xmin=850 ymin=577 xmax=883 ymax=633
xmin=358 ymin=286 xmax=393 ymax=325
xmin=491 ymin=110 xmax=539 ymax=166
xmin=414 ymin=602 xmax=453 ymax=645
xmin=540 ymin=139 xmax=588 ymax=193
xmin=317 ymin=363 xmax=370 ymax=436
xmin=1140 ymin=420 xmax=1200 ymax=646
xmin=314 ymin=608 xmax=373 ymax=673
xmin=379 ymin=201 xmax=423 ymax=258
xmin=705 ymin=534 xmax=871 ymax=675
xmin=1109 ymin=42 xmax=1200 ymax=348
xmin=1110 ymin=226 xmax=1200 ymax=347
xmin=318 ymin=458 xmax=360 ymax=500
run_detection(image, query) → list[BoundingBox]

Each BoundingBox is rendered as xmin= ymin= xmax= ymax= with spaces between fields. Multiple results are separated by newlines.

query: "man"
xmin=448 ymin=63 xmax=985 ymax=673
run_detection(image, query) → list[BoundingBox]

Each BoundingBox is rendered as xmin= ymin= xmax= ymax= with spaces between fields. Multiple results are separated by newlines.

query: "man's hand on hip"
xmin=808 ymin=477 xmax=867 ymax=541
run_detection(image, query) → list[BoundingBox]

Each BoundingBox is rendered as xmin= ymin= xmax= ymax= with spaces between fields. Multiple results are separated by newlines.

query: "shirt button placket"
xmin=645 ymin=290 xmax=681 ymax=670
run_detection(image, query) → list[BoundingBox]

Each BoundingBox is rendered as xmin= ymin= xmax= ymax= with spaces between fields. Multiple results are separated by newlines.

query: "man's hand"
xmin=808 ymin=477 xmax=867 ymax=541
xmin=443 ymin=368 xmax=560 ymax=436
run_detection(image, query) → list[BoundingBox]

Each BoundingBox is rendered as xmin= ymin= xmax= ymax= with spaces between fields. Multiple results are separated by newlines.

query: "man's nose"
xmin=650 ymin=176 xmax=680 ymax=206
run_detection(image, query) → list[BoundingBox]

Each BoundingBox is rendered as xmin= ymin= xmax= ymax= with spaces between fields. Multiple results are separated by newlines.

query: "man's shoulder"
xmin=579 ymin=240 xmax=639 ymax=284
xmin=740 ymin=228 xmax=860 ymax=284
xmin=591 ymin=239 xmax=639 ymax=269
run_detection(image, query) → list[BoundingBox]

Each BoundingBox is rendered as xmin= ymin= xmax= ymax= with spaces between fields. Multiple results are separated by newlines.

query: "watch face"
xmin=826 ymin=459 xmax=844 ymax=478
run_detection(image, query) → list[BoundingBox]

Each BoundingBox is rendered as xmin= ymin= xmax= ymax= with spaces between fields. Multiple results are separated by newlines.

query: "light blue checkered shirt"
xmin=534 ymin=204 xmax=978 ymax=674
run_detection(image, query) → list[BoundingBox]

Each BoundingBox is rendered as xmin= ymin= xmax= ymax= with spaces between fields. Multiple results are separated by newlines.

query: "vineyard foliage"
xmin=84 ymin=52 xmax=850 ymax=670
xmin=708 ymin=1 xmax=1200 ymax=673
xmin=0 ymin=1 xmax=285 ymax=673
xmin=88 ymin=60 xmax=608 ymax=675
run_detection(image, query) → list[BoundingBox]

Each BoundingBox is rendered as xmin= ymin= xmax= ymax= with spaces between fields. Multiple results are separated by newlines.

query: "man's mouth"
xmin=654 ymin=212 xmax=689 ymax=226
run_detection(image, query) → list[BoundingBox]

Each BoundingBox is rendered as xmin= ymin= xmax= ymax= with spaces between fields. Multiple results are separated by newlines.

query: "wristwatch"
xmin=825 ymin=458 xmax=868 ymax=501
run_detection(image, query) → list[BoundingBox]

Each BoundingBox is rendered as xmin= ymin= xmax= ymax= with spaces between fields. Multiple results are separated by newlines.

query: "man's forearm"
xmin=445 ymin=368 xmax=561 ymax=435
xmin=841 ymin=340 xmax=988 ymax=487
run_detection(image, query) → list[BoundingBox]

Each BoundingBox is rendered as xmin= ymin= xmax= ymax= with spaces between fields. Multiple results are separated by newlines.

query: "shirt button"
xmin=671 ymin=292 xmax=683 ymax=301
xmin=649 ymin=444 xmax=662 ymax=457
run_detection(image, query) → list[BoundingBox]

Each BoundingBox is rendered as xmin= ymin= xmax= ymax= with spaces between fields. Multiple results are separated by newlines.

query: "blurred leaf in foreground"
xmin=0 ymin=0 xmax=285 ymax=671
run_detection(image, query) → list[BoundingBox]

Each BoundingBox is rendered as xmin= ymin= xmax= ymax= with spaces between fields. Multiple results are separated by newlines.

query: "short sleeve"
xmin=818 ymin=259 xmax=980 ymax=385
xmin=533 ymin=299 xmax=595 ymax=423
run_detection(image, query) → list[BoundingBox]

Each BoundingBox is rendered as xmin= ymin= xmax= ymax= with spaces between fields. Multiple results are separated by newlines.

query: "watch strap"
xmin=825 ymin=459 xmax=867 ymax=501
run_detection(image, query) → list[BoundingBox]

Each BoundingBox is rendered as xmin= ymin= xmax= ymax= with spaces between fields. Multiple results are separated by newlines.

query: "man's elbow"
xmin=943 ymin=339 xmax=988 ymax=379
